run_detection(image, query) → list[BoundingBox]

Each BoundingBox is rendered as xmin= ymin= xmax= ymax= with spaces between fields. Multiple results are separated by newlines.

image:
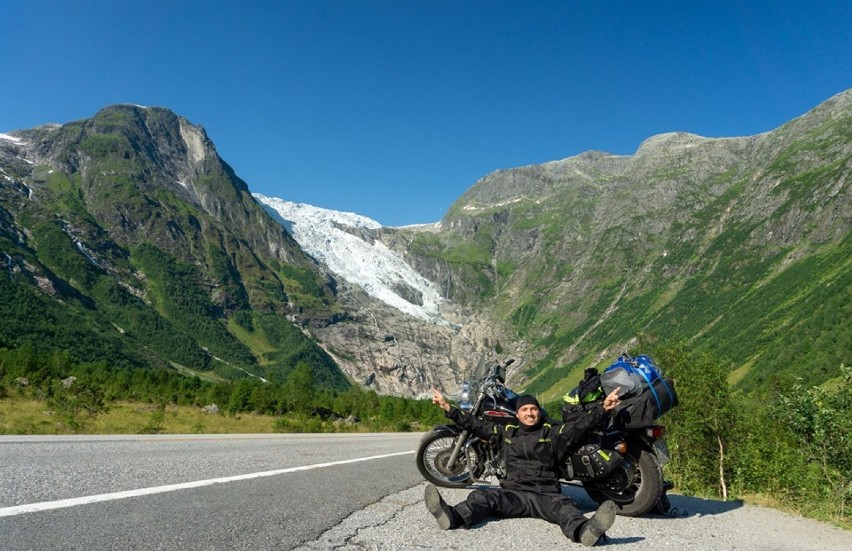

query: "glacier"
xmin=253 ymin=194 xmax=450 ymax=325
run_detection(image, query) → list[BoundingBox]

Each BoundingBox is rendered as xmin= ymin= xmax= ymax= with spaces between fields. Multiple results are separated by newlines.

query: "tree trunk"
xmin=717 ymin=433 xmax=728 ymax=500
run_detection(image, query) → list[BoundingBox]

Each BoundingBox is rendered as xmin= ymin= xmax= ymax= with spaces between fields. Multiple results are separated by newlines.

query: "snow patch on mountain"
xmin=253 ymin=193 xmax=450 ymax=325
xmin=0 ymin=133 xmax=26 ymax=145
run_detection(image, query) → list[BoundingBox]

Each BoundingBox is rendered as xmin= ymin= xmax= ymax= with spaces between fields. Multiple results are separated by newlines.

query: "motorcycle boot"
xmin=424 ymin=484 xmax=461 ymax=530
xmin=578 ymin=500 xmax=617 ymax=546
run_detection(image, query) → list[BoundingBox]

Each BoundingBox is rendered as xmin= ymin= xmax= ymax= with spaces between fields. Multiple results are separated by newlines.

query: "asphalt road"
xmin=0 ymin=433 xmax=424 ymax=551
xmin=2 ymin=433 xmax=848 ymax=551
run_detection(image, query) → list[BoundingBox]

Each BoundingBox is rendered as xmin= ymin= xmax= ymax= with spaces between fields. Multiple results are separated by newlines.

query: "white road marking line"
xmin=0 ymin=450 xmax=414 ymax=517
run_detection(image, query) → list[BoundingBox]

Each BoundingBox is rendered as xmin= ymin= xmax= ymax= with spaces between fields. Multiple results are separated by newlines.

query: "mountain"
xmin=0 ymin=105 xmax=500 ymax=398
xmin=0 ymin=105 xmax=348 ymax=389
xmin=372 ymin=88 xmax=851 ymax=399
xmin=2 ymin=90 xmax=849 ymax=402
xmin=252 ymin=195 xmax=520 ymax=396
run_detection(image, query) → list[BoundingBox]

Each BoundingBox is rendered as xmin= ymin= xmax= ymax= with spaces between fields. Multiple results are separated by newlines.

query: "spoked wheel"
xmin=416 ymin=429 xmax=475 ymax=488
xmin=583 ymin=449 xmax=663 ymax=516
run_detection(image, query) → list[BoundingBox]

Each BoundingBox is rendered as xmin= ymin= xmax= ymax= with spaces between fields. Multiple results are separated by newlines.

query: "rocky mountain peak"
xmin=634 ymin=131 xmax=713 ymax=155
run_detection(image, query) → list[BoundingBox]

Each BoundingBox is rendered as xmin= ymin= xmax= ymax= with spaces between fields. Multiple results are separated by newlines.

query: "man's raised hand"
xmin=432 ymin=388 xmax=451 ymax=411
xmin=603 ymin=387 xmax=622 ymax=411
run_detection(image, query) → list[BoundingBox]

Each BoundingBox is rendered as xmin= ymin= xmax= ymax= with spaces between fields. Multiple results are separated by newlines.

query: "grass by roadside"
xmin=0 ymin=396 xmax=397 ymax=435
xmin=733 ymin=492 xmax=851 ymax=532
xmin=0 ymin=397 xmax=275 ymax=434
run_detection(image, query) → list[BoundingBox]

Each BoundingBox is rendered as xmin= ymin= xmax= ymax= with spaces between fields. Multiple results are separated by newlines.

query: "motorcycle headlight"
xmin=459 ymin=381 xmax=472 ymax=410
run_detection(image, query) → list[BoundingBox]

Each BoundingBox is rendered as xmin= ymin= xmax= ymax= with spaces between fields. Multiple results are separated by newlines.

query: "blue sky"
xmin=1 ymin=1 xmax=850 ymax=226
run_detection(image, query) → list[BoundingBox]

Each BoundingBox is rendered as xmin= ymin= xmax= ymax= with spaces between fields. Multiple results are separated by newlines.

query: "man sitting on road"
xmin=425 ymin=387 xmax=622 ymax=547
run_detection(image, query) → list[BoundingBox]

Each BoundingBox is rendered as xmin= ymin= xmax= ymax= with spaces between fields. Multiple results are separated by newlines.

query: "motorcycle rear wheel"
xmin=583 ymin=448 xmax=662 ymax=517
xmin=415 ymin=428 xmax=475 ymax=488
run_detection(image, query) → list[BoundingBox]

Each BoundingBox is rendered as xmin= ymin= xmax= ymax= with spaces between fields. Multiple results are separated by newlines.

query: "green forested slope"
xmin=393 ymin=90 xmax=851 ymax=399
xmin=0 ymin=105 xmax=348 ymax=391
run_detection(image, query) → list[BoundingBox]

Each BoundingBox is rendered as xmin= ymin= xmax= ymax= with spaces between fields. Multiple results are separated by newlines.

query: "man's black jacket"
xmin=446 ymin=403 xmax=605 ymax=494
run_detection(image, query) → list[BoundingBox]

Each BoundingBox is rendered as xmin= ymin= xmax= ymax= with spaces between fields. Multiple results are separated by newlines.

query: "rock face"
xmin=253 ymin=195 xmax=526 ymax=396
xmin=310 ymin=282 xmax=521 ymax=396
xmin=3 ymin=105 xmax=308 ymax=268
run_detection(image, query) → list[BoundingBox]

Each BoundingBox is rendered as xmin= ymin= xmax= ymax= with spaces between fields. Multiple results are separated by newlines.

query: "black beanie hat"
xmin=515 ymin=394 xmax=541 ymax=411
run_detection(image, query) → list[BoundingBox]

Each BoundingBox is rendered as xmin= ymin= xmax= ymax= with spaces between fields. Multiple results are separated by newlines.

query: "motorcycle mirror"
xmin=495 ymin=364 xmax=505 ymax=384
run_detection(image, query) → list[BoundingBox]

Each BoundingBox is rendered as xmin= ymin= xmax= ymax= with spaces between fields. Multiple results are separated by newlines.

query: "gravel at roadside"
xmin=297 ymin=483 xmax=849 ymax=551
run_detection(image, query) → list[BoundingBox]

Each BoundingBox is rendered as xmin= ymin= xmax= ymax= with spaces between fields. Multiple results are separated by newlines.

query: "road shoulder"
xmin=297 ymin=483 xmax=850 ymax=550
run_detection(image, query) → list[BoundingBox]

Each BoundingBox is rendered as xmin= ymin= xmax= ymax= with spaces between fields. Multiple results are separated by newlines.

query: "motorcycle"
xmin=415 ymin=358 xmax=672 ymax=516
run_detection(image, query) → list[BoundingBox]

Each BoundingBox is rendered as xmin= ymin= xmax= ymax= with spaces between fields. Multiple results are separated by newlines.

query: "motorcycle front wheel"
xmin=415 ymin=428 xmax=476 ymax=488
xmin=583 ymin=448 xmax=663 ymax=517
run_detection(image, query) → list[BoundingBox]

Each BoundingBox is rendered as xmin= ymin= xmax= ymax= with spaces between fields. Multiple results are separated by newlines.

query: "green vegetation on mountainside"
xmin=1 ymin=218 xmax=346 ymax=388
xmin=427 ymin=97 xmax=850 ymax=401
xmin=0 ymin=105 xmax=347 ymax=392
xmin=518 ymin=231 xmax=850 ymax=398
xmin=408 ymin=230 xmax=496 ymax=301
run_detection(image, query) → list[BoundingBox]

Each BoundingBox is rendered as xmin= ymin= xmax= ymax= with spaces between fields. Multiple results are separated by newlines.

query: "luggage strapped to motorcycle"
xmin=601 ymin=354 xmax=678 ymax=428
xmin=630 ymin=362 xmax=674 ymax=416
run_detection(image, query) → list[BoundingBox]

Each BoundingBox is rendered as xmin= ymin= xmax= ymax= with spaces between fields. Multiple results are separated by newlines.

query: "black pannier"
xmin=562 ymin=430 xmax=625 ymax=481
xmin=611 ymin=376 xmax=678 ymax=429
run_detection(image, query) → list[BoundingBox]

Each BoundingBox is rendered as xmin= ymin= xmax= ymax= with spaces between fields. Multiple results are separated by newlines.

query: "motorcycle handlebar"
xmin=485 ymin=358 xmax=514 ymax=384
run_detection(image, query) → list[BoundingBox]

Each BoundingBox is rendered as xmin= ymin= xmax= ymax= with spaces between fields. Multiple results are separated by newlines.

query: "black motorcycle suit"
xmin=443 ymin=403 xmax=605 ymax=541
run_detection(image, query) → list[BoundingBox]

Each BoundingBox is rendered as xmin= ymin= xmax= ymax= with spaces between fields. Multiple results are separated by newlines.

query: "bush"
xmin=647 ymin=340 xmax=849 ymax=525
xmin=651 ymin=341 xmax=734 ymax=498
xmin=769 ymin=365 xmax=851 ymax=521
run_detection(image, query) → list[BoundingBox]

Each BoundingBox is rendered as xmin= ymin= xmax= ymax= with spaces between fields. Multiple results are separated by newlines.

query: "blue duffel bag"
xmin=601 ymin=354 xmax=678 ymax=428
